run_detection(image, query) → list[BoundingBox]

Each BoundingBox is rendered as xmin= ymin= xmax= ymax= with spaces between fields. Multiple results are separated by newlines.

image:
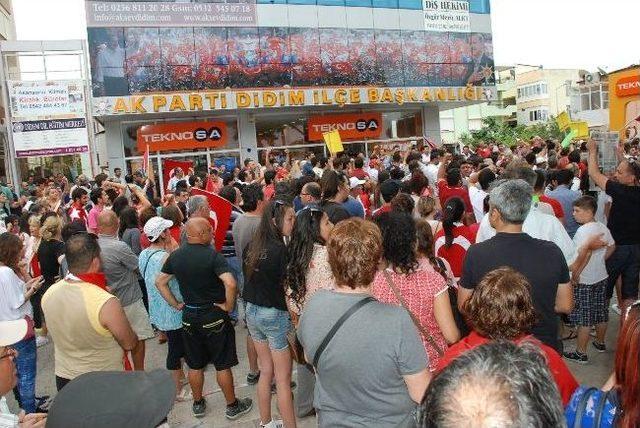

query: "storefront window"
xmin=256 ymin=116 xmax=307 ymax=147
xmin=19 ymin=155 xmax=84 ymax=181
xmin=381 ymin=110 xmax=422 ymax=139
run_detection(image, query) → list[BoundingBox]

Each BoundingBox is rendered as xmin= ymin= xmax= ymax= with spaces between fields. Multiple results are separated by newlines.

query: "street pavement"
xmin=10 ymin=310 xmax=619 ymax=427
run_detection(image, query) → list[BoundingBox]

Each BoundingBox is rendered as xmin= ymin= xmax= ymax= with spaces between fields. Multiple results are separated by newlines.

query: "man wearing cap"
xmin=0 ymin=319 xmax=47 ymax=427
xmin=139 ymin=217 xmax=187 ymax=396
xmin=342 ymin=177 xmax=366 ymax=218
xmin=157 ymin=218 xmax=252 ymax=420
xmin=42 ymin=233 xmax=139 ymax=391
xmin=97 ymin=210 xmax=154 ymax=370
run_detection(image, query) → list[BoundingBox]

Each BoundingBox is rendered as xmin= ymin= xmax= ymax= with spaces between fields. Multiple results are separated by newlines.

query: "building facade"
xmin=607 ymin=65 xmax=640 ymax=141
xmin=84 ymin=0 xmax=496 ymax=185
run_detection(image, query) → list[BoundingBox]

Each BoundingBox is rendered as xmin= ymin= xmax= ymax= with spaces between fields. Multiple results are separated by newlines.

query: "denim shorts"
xmin=245 ymin=303 xmax=292 ymax=351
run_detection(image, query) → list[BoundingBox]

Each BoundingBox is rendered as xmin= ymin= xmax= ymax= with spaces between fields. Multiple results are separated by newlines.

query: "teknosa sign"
xmin=307 ymin=113 xmax=383 ymax=141
xmin=137 ymin=121 xmax=228 ymax=152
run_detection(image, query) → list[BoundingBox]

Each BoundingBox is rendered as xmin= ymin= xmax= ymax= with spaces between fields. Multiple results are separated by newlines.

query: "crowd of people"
xmin=0 ymin=136 xmax=639 ymax=427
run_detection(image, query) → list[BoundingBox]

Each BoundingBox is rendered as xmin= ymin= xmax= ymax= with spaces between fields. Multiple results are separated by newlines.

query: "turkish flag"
xmin=163 ymin=159 xmax=193 ymax=192
xmin=190 ymin=188 xmax=232 ymax=252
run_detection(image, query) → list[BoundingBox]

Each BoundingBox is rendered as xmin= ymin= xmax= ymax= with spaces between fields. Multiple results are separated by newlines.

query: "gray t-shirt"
xmin=298 ymin=290 xmax=428 ymax=428
xmin=231 ymin=214 xmax=261 ymax=263
xmin=98 ymin=235 xmax=142 ymax=307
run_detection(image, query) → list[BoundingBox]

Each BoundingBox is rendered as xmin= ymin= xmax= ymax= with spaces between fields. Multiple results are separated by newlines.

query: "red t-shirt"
xmin=350 ymin=168 xmax=369 ymax=180
xmin=372 ymin=203 xmax=391 ymax=219
xmin=437 ymin=180 xmax=473 ymax=214
xmin=436 ymin=331 xmax=578 ymax=406
xmin=263 ymin=183 xmax=275 ymax=200
xmin=539 ymin=195 xmax=565 ymax=219
xmin=434 ymin=224 xmax=476 ymax=277
xmin=358 ymin=192 xmax=371 ymax=217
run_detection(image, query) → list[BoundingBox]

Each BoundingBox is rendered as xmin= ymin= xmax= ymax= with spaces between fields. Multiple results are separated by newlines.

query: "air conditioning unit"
xmin=585 ymin=73 xmax=600 ymax=84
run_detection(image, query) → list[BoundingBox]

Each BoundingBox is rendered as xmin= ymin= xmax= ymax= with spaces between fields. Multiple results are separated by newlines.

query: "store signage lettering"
xmin=616 ymin=76 xmax=640 ymax=97
xmin=137 ymin=121 xmax=228 ymax=152
xmin=308 ymin=113 xmax=383 ymax=141
xmin=100 ymin=85 xmax=491 ymax=115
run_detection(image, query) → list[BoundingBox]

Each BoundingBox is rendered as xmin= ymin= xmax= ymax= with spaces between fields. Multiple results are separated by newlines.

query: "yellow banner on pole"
xmin=568 ymin=121 xmax=590 ymax=139
xmin=323 ymin=130 xmax=344 ymax=155
xmin=556 ymin=111 xmax=571 ymax=131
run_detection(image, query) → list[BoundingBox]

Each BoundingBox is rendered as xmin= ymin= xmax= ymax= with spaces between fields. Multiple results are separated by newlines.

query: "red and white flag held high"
xmin=142 ymin=144 xmax=150 ymax=174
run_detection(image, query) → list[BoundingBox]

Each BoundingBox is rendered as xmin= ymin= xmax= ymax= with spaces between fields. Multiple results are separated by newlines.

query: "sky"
xmin=12 ymin=0 xmax=640 ymax=72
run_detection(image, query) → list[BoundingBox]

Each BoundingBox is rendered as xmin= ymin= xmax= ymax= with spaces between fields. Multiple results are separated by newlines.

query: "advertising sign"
xmin=423 ymin=0 xmax=471 ymax=33
xmin=615 ymin=75 xmax=640 ymax=98
xmin=86 ymin=1 xmax=257 ymax=28
xmin=137 ymin=120 xmax=228 ymax=152
xmin=308 ymin=113 xmax=383 ymax=141
xmin=7 ymin=80 xmax=90 ymax=158
xmin=8 ymin=81 xmax=86 ymax=120
xmin=12 ymin=119 xmax=89 ymax=158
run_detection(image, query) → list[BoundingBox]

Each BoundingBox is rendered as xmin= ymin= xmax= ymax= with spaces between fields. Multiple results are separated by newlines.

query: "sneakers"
xmin=247 ymin=371 xmax=260 ymax=385
xmin=36 ymin=336 xmax=49 ymax=347
xmin=261 ymin=419 xmax=284 ymax=428
xmin=192 ymin=398 xmax=206 ymax=418
xmin=225 ymin=397 xmax=253 ymax=420
xmin=592 ymin=341 xmax=607 ymax=353
xmin=563 ymin=351 xmax=588 ymax=364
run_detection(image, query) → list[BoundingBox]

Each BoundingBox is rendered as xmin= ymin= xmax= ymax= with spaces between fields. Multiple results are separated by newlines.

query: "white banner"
xmin=8 ymin=80 xmax=86 ymax=120
xmin=423 ymin=0 xmax=471 ymax=33
xmin=11 ymin=119 xmax=89 ymax=158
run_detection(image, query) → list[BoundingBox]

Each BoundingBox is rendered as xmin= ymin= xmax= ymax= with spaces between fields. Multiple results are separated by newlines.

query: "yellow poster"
xmin=556 ymin=111 xmax=571 ymax=131
xmin=569 ymin=121 xmax=590 ymax=139
xmin=323 ymin=130 xmax=344 ymax=154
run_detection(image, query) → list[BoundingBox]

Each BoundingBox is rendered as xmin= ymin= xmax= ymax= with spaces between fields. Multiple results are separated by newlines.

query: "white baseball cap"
xmin=0 ymin=319 xmax=28 ymax=347
xmin=349 ymin=176 xmax=365 ymax=189
xmin=143 ymin=217 xmax=173 ymax=243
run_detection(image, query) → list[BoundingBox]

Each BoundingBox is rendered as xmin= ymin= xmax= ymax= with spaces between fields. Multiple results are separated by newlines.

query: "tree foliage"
xmin=460 ymin=117 xmax=564 ymax=147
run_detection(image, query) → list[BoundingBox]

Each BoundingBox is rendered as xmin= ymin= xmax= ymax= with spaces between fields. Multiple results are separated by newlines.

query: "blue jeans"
xmin=245 ymin=303 xmax=292 ymax=351
xmin=13 ymin=337 xmax=36 ymax=413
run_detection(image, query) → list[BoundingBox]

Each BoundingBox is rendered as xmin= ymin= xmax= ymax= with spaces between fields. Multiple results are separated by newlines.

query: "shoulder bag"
xmin=383 ymin=270 xmax=444 ymax=357
xmin=312 ymin=296 xmax=376 ymax=369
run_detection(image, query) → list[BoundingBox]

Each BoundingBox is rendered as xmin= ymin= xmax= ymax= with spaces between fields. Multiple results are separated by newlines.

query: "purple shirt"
xmin=87 ymin=205 xmax=103 ymax=234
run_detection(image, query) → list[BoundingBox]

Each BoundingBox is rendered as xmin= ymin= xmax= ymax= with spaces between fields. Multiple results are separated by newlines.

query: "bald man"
xmin=97 ymin=209 xmax=154 ymax=371
xmin=157 ymin=218 xmax=252 ymax=419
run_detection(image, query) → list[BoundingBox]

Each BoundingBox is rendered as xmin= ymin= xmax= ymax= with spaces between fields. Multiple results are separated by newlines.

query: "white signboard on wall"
xmin=423 ymin=0 xmax=471 ymax=32
xmin=8 ymin=80 xmax=86 ymax=120
xmin=7 ymin=80 xmax=89 ymax=158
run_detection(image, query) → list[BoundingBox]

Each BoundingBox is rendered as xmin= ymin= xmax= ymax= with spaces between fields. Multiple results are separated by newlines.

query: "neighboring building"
xmin=0 ymin=0 xmax=14 ymax=182
xmin=607 ymin=65 xmax=640 ymax=142
xmin=515 ymin=66 xmax=583 ymax=125
xmin=84 ymin=0 xmax=496 ymax=188
xmin=569 ymin=71 xmax=609 ymax=130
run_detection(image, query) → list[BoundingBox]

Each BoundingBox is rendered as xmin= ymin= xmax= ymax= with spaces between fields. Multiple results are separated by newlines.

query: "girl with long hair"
xmin=0 ymin=233 xmax=44 ymax=413
xmin=34 ymin=215 xmax=64 ymax=346
xmin=320 ymin=170 xmax=350 ymax=224
xmin=243 ymin=200 xmax=297 ymax=428
xmin=434 ymin=197 xmax=476 ymax=279
xmin=565 ymin=302 xmax=640 ymax=427
xmin=119 ymin=207 xmax=142 ymax=255
xmin=371 ymin=212 xmax=459 ymax=371
xmin=284 ymin=204 xmax=334 ymax=418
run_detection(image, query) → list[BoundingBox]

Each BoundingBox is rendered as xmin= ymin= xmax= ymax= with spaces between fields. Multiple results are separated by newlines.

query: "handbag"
xmin=382 ymin=270 xmax=444 ymax=357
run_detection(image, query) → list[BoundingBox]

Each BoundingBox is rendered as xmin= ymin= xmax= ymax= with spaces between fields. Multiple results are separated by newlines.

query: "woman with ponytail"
xmin=434 ymin=197 xmax=476 ymax=279
xmin=284 ymin=204 xmax=334 ymax=418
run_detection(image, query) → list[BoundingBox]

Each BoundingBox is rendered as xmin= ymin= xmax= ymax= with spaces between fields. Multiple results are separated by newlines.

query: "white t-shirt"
xmin=0 ymin=266 xmax=32 ymax=321
xmin=425 ymin=163 xmax=439 ymax=195
xmin=468 ymin=185 xmax=487 ymax=223
xmin=573 ymin=222 xmax=614 ymax=285
xmin=595 ymin=191 xmax=612 ymax=225
xmin=477 ymin=204 xmax=577 ymax=265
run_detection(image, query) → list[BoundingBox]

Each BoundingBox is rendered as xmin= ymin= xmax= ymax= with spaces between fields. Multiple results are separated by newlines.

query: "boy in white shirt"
xmin=563 ymin=195 xmax=615 ymax=364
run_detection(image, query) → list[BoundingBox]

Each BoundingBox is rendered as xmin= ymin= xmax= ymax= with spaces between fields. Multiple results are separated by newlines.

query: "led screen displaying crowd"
xmin=88 ymin=26 xmax=494 ymax=96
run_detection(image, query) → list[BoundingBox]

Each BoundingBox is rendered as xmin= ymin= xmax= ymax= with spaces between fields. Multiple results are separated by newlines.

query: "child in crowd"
xmin=563 ymin=196 xmax=615 ymax=364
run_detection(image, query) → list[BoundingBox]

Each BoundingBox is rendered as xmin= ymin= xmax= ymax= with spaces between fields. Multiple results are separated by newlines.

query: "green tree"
xmin=460 ymin=117 xmax=564 ymax=147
